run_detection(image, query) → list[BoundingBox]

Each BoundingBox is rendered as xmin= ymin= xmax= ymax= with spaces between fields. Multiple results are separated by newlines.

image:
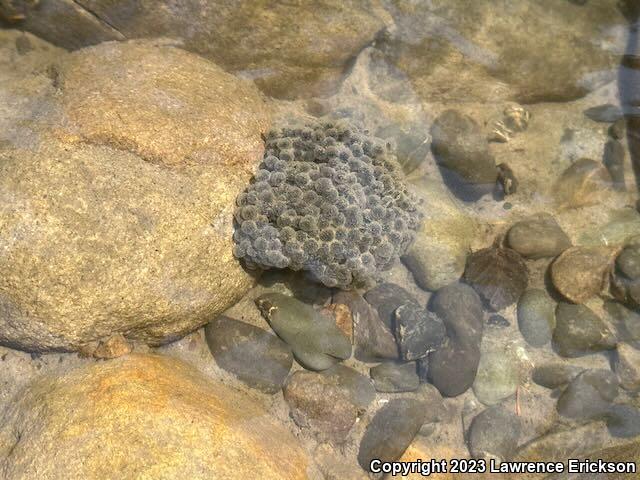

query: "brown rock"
xmin=551 ymin=246 xmax=618 ymax=303
xmin=333 ymin=291 xmax=399 ymax=361
xmin=283 ymin=367 xmax=374 ymax=443
xmin=507 ymin=213 xmax=571 ymax=259
xmin=553 ymin=158 xmax=612 ymax=209
xmin=464 ymin=247 xmax=529 ymax=311
xmin=512 ymin=423 xmax=638 ymax=480
xmin=381 ymin=0 xmax=622 ymax=104
xmin=324 ymin=303 xmax=354 ymax=343
xmin=394 ymin=440 xmax=466 ymax=479
xmin=57 ymin=40 xmax=268 ymax=170
xmin=0 ymin=37 xmax=270 ymax=351
xmin=93 ymin=334 xmax=132 ymax=359
xmin=10 ymin=0 xmax=390 ymax=99
xmin=0 ymin=354 xmax=310 ymax=480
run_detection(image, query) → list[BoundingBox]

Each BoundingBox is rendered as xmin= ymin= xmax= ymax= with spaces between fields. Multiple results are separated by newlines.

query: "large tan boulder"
xmin=0 ymin=354 xmax=311 ymax=480
xmin=381 ymin=0 xmax=623 ymax=104
xmin=7 ymin=0 xmax=391 ymax=99
xmin=0 ymin=33 xmax=270 ymax=351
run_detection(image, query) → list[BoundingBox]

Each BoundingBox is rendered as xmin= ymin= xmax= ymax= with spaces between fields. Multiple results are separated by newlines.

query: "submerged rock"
xmin=364 ymin=283 xmax=419 ymax=329
xmin=553 ymin=158 xmax=612 ymax=209
xmin=517 ymin=289 xmax=557 ymax=347
xmin=468 ymin=405 xmax=522 ymax=461
xmin=487 ymin=315 xmax=510 ymax=328
xmin=0 ymin=38 xmax=270 ymax=352
xmin=430 ymin=110 xmax=498 ymax=200
xmin=584 ymin=104 xmax=624 ymax=123
xmin=334 ymin=291 xmax=399 ymax=361
xmin=0 ymin=355 xmax=311 ymax=480
xmin=553 ymin=302 xmax=617 ymax=357
xmin=204 ymin=316 xmax=292 ymax=394
xmin=613 ymin=343 xmax=640 ymax=391
xmin=603 ymin=139 xmax=626 ymax=191
xmin=428 ymin=283 xmax=484 ymax=397
xmin=326 ymin=364 xmax=377 ymax=409
xmin=532 ymin=363 xmax=584 ymax=389
xmin=550 ymin=246 xmax=617 ymax=303
xmin=611 ymin=272 xmax=640 ymax=310
xmin=380 ymin=0 xmax=622 ymax=104
xmin=606 ymin=404 xmax=640 ymax=438
xmin=616 ymin=244 xmax=640 ymax=280
xmin=358 ymin=398 xmax=426 ymax=471
xmin=370 ymin=361 xmax=420 ymax=393
xmin=611 ymin=237 xmax=640 ymax=309
xmin=256 ymin=293 xmax=352 ymax=370
xmin=10 ymin=0 xmax=390 ymax=100
xmin=513 ymin=422 xmax=619 ymax=465
xmin=604 ymin=300 xmax=640 ymax=345
xmin=609 ymin=118 xmax=626 ymax=140
xmin=556 ymin=369 xmax=619 ymax=421
xmin=394 ymin=304 xmax=446 ymax=361
xmin=283 ymin=366 xmax=374 ymax=443
xmin=578 ymin=208 xmax=640 ymax=247
xmin=464 ymin=246 xmax=529 ymax=312
xmin=507 ymin=213 xmax=571 ymax=259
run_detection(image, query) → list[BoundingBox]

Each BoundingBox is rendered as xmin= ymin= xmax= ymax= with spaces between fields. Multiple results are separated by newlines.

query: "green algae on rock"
xmin=256 ymin=292 xmax=352 ymax=371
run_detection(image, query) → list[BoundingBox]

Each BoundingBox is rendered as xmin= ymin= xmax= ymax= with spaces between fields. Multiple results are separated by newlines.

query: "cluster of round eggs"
xmin=233 ymin=120 xmax=422 ymax=288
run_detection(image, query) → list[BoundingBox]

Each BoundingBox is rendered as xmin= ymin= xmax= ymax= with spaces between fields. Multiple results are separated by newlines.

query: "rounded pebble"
xmin=517 ymin=289 xmax=556 ymax=347
xmin=553 ymin=303 xmax=617 ymax=357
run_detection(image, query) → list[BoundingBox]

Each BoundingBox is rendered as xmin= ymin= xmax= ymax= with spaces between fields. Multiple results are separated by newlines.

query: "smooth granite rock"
xmin=0 ymin=36 xmax=270 ymax=352
xmin=0 ymin=354 xmax=311 ymax=480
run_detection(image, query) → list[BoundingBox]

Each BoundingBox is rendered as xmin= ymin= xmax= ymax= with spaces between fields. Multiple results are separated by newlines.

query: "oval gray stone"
xmin=256 ymin=293 xmax=352 ymax=371
xmin=468 ymin=405 xmax=521 ymax=461
xmin=507 ymin=213 xmax=571 ymax=259
xmin=556 ymin=369 xmax=618 ymax=421
xmin=517 ymin=289 xmax=556 ymax=347
xmin=553 ymin=303 xmax=617 ymax=357
xmin=205 ymin=316 xmax=292 ymax=394
xmin=358 ymin=398 xmax=426 ymax=471
xmin=473 ymin=349 xmax=520 ymax=406
xmin=428 ymin=283 xmax=484 ymax=397
xmin=370 ymin=361 xmax=419 ymax=393
xmin=531 ymin=363 xmax=584 ymax=389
